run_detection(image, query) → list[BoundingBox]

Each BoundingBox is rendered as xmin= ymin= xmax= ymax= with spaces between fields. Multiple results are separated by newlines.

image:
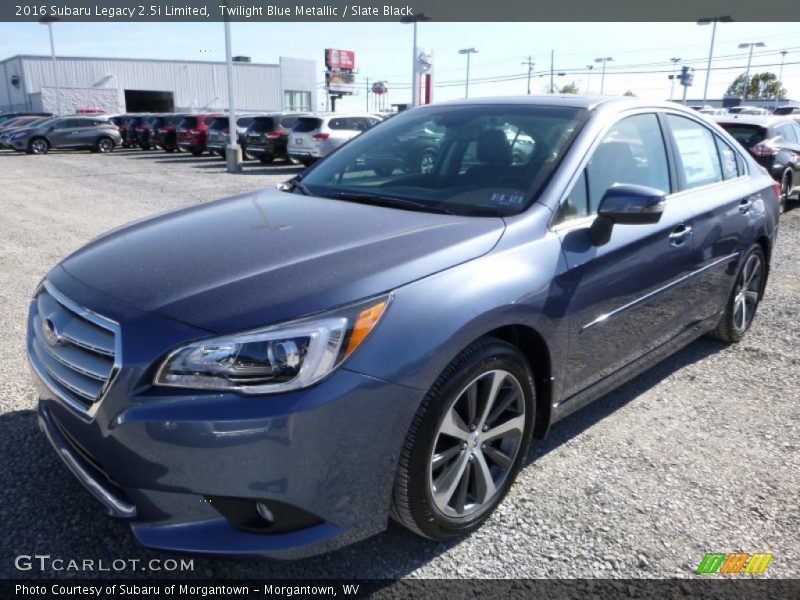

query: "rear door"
xmin=662 ymin=113 xmax=756 ymax=325
xmin=288 ymin=117 xmax=320 ymax=154
xmin=555 ymin=112 xmax=696 ymax=399
xmin=50 ymin=118 xmax=81 ymax=147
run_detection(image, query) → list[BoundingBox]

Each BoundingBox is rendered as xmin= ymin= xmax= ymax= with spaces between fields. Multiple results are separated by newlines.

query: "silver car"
xmin=287 ymin=113 xmax=381 ymax=166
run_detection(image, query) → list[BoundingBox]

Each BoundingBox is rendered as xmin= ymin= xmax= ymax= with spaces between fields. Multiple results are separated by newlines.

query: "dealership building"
xmin=0 ymin=54 xmax=317 ymax=115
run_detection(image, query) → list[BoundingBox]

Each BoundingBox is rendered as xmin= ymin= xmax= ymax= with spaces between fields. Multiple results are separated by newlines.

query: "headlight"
xmin=154 ymin=295 xmax=390 ymax=394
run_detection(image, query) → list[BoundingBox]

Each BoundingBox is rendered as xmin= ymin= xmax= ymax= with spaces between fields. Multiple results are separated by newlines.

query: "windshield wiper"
xmin=324 ymin=191 xmax=455 ymax=214
xmin=280 ymin=176 xmax=312 ymax=196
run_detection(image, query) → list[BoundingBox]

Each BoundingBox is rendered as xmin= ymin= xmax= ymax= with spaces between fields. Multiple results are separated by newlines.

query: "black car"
xmin=205 ymin=115 xmax=260 ymax=159
xmin=10 ymin=116 xmax=121 ymax=154
xmin=152 ymin=114 xmax=187 ymax=153
xmin=243 ymin=113 xmax=308 ymax=164
xmin=716 ymin=115 xmax=800 ymax=212
xmin=123 ymin=116 xmax=150 ymax=148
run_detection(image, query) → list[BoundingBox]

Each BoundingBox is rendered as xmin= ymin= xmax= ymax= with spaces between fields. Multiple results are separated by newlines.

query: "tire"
xmin=391 ymin=337 xmax=535 ymax=540
xmin=259 ymin=155 xmax=275 ymax=165
xmin=418 ymin=149 xmax=437 ymax=174
xmin=301 ymin=159 xmax=314 ymax=167
xmin=707 ymin=245 xmax=766 ymax=343
xmin=27 ymin=137 xmax=49 ymax=155
xmin=191 ymin=149 xmax=204 ymax=157
xmin=163 ymin=146 xmax=176 ymax=153
xmin=94 ymin=137 xmax=114 ymax=154
xmin=779 ymin=170 xmax=792 ymax=214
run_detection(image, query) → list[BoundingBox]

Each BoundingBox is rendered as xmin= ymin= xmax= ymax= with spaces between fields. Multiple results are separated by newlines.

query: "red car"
xmin=176 ymin=113 xmax=222 ymax=156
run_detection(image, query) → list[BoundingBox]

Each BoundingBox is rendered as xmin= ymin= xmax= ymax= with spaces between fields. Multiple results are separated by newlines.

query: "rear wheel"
xmin=391 ymin=337 xmax=535 ymax=540
xmin=780 ymin=170 xmax=792 ymax=213
xmin=28 ymin=138 xmax=49 ymax=155
xmin=95 ymin=137 xmax=114 ymax=153
xmin=418 ymin=149 xmax=437 ymax=174
xmin=708 ymin=246 xmax=765 ymax=343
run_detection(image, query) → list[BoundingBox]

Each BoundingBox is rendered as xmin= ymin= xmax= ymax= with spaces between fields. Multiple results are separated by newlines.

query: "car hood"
xmin=60 ymin=188 xmax=505 ymax=333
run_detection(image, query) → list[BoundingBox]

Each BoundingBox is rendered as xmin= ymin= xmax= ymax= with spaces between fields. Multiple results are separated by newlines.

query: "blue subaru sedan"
xmin=28 ymin=97 xmax=779 ymax=558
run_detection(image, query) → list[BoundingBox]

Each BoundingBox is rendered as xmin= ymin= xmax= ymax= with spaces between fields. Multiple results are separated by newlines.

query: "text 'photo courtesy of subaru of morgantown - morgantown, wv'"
xmin=27 ymin=96 xmax=781 ymax=558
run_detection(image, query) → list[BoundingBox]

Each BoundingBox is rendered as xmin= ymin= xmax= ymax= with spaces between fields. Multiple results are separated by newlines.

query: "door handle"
xmin=669 ymin=224 xmax=693 ymax=247
xmin=739 ymin=197 xmax=755 ymax=213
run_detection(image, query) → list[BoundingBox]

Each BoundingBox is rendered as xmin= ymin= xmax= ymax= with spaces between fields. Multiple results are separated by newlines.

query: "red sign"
xmin=325 ymin=49 xmax=356 ymax=71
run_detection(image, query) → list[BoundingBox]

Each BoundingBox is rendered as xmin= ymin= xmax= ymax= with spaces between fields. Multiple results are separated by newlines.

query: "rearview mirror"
xmin=589 ymin=184 xmax=667 ymax=246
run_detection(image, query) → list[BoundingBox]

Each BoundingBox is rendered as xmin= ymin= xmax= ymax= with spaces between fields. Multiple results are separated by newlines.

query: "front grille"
xmin=29 ymin=283 xmax=120 ymax=414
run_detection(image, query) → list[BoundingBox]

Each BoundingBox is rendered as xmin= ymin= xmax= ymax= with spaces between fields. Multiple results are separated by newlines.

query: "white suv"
xmin=288 ymin=113 xmax=382 ymax=166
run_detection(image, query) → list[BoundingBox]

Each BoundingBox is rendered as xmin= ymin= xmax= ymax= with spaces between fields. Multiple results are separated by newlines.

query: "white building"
xmin=0 ymin=54 xmax=317 ymax=115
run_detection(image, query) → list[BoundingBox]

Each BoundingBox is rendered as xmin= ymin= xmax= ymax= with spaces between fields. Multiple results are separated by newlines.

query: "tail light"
xmin=311 ymin=133 xmax=330 ymax=141
xmin=750 ymin=143 xmax=777 ymax=158
xmin=189 ymin=129 xmax=201 ymax=136
xmin=265 ymin=130 xmax=285 ymax=139
xmin=158 ymin=127 xmax=168 ymax=133
xmin=136 ymin=126 xmax=147 ymax=132
xmin=772 ymin=180 xmax=782 ymax=199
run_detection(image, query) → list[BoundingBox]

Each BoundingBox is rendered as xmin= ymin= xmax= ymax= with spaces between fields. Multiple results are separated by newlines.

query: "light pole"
xmin=38 ymin=16 xmax=62 ymax=116
xmin=775 ymin=50 xmax=788 ymax=110
xmin=738 ymin=41 xmax=765 ymax=100
xmin=222 ymin=10 xmax=241 ymax=173
xmin=522 ymin=56 xmax=535 ymax=94
xmin=585 ymin=65 xmax=594 ymax=94
xmin=459 ymin=48 xmax=478 ymax=99
xmin=698 ymin=16 xmax=732 ymax=106
xmin=401 ymin=13 xmax=431 ymax=107
xmin=595 ymin=57 xmax=612 ymax=95
xmin=669 ymin=57 xmax=681 ymax=101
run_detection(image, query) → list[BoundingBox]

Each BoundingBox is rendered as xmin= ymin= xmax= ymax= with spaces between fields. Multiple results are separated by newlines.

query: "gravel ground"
xmin=0 ymin=148 xmax=798 ymax=580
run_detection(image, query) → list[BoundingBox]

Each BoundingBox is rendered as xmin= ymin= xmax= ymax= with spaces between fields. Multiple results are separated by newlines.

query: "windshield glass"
xmin=719 ymin=124 xmax=767 ymax=147
xmin=299 ymin=104 xmax=588 ymax=216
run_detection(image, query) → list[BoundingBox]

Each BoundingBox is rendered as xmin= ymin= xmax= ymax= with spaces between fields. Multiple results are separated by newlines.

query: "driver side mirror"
xmin=589 ymin=184 xmax=666 ymax=246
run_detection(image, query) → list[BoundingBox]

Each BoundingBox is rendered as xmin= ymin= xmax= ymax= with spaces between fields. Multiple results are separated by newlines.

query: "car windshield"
xmin=294 ymin=117 xmax=322 ymax=132
xmin=298 ymin=104 xmax=588 ymax=216
xmin=209 ymin=117 xmax=229 ymax=130
xmin=178 ymin=117 xmax=197 ymax=128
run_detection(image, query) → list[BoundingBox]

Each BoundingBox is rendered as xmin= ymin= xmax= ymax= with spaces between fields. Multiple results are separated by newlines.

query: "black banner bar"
xmin=4 ymin=0 xmax=800 ymax=22
xmin=4 ymin=579 xmax=800 ymax=600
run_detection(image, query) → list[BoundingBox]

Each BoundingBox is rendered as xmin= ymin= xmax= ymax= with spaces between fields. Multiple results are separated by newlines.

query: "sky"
xmin=1 ymin=21 xmax=798 ymax=112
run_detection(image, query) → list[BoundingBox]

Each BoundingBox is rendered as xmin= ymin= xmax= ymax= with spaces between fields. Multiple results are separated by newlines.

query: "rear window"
xmin=279 ymin=115 xmax=301 ymax=129
xmin=719 ymin=124 xmax=767 ymax=148
xmin=249 ymin=117 xmax=277 ymax=132
xmin=294 ymin=117 xmax=321 ymax=133
xmin=178 ymin=117 xmax=198 ymax=129
xmin=237 ymin=116 xmax=255 ymax=127
xmin=208 ymin=117 xmax=229 ymax=130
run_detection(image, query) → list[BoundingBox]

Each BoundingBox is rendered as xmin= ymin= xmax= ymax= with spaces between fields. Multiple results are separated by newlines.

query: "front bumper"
xmin=29 ymin=271 xmax=422 ymax=558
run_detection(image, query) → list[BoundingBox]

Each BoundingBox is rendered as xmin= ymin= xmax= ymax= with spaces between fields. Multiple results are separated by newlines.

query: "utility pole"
xmin=366 ymin=77 xmax=370 ymax=112
xmin=739 ymin=41 xmax=765 ymax=100
xmin=550 ymin=49 xmax=554 ymax=94
xmin=459 ymin=48 xmax=478 ymax=98
xmin=522 ymin=56 xmax=535 ymax=94
xmin=595 ymin=57 xmax=613 ymax=95
xmin=585 ymin=65 xmax=593 ymax=94
xmin=223 ymin=13 xmax=241 ymax=173
xmin=775 ymin=50 xmax=788 ymax=110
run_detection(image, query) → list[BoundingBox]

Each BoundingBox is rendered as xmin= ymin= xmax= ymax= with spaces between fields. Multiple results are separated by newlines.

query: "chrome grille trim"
xmin=28 ymin=281 xmax=122 ymax=419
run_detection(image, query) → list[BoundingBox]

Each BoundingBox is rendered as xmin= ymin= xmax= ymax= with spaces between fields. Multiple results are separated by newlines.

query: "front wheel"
xmin=708 ymin=246 xmax=765 ymax=343
xmin=28 ymin=138 xmax=49 ymax=155
xmin=391 ymin=337 xmax=535 ymax=540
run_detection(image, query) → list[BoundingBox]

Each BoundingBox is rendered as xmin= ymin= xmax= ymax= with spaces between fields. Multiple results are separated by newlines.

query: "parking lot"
xmin=0 ymin=147 xmax=798 ymax=579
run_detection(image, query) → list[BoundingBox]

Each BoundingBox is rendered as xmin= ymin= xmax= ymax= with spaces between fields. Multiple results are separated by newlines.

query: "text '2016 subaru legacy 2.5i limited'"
xmin=28 ymin=97 xmax=779 ymax=558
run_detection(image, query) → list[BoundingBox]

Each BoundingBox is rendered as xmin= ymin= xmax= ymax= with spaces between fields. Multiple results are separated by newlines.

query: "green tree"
xmin=725 ymin=72 xmax=786 ymax=100
xmin=559 ymin=82 xmax=579 ymax=94
xmin=623 ymin=90 xmax=636 ymax=97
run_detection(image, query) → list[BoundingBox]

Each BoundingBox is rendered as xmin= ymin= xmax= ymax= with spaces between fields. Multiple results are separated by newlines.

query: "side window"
xmin=585 ymin=113 xmax=670 ymax=214
xmin=715 ymin=137 xmax=739 ymax=180
xmin=58 ymin=119 xmax=78 ymax=129
xmin=561 ymin=171 xmax=589 ymax=221
xmin=792 ymin=123 xmax=800 ymax=143
xmin=778 ymin=124 xmax=797 ymax=143
xmin=328 ymin=118 xmax=347 ymax=130
xmin=667 ymin=115 xmax=723 ymax=190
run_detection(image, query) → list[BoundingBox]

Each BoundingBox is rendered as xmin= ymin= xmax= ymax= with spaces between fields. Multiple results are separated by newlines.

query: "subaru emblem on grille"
xmin=42 ymin=318 xmax=64 ymax=347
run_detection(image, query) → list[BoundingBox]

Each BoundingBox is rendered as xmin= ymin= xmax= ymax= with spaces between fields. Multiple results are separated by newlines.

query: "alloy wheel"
xmin=31 ymin=139 xmax=47 ymax=154
xmin=732 ymin=253 xmax=762 ymax=334
xmin=780 ymin=172 xmax=791 ymax=213
xmin=98 ymin=139 xmax=113 ymax=153
xmin=419 ymin=152 xmax=436 ymax=174
xmin=429 ymin=369 xmax=526 ymax=518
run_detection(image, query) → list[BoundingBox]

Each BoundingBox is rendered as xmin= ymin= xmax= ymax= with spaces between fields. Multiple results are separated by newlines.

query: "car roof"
xmin=713 ymin=114 xmax=795 ymax=128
